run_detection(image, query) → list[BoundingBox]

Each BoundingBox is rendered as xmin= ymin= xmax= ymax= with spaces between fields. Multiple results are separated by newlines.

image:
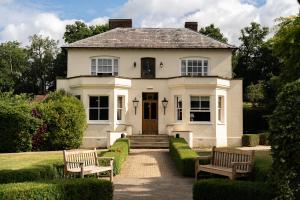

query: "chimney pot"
xmin=109 ymin=19 xmax=132 ymax=29
xmin=185 ymin=22 xmax=198 ymax=31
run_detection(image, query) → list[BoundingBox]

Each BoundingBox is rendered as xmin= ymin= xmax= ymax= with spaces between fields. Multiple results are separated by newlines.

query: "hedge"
xmin=169 ymin=137 xmax=201 ymax=177
xmin=100 ymin=138 xmax=130 ymax=175
xmin=0 ymin=161 xmax=63 ymax=184
xmin=242 ymin=134 xmax=260 ymax=147
xmin=0 ymin=178 xmax=113 ymax=200
xmin=193 ymin=179 xmax=274 ymax=200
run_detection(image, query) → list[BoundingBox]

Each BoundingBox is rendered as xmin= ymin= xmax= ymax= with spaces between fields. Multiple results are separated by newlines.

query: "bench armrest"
xmin=97 ymin=156 xmax=114 ymax=160
xmin=194 ymin=155 xmax=212 ymax=161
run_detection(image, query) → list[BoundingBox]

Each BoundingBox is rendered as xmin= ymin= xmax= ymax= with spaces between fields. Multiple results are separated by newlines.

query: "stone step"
xmin=130 ymin=143 xmax=169 ymax=149
xmin=129 ymin=134 xmax=170 ymax=148
xmin=129 ymin=138 xmax=169 ymax=142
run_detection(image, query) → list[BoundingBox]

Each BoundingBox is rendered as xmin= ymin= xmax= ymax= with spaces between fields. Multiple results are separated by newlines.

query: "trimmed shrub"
xmin=0 ymin=92 xmax=41 ymax=152
xmin=169 ymin=138 xmax=199 ymax=177
xmin=37 ymin=90 xmax=87 ymax=150
xmin=259 ymin=132 xmax=270 ymax=145
xmin=242 ymin=134 xmax=259 ymax=147
xmin=193 ymin=179 xmax=274 ymax=200
xmin=269 ymin=80 xmax=300 ymax=200
xmin=0 ymin=161 xmax=64 ymax=184
xmin=0 ymin=178 xmax=113 ymax=200
xmin=100 ymin=138 xmax=130 ymax=175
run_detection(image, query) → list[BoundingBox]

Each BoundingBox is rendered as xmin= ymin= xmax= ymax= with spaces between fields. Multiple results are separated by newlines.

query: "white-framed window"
xmin=175 ymin=96 xmax=182 ymax=121
xmin=89 ymin=96 xmax=109 ymax=120
xmin=91 ymin=57 xmax=119 ymax=76
xmin=190 ymin=96 xmax=210 ymax=122
xmin=117 ymin=96 xmax=124 ymax=121
xmin=218 ymin=96 xmax=224 ymax=123
xmin=181 ymin=58 xmax=208 ymax=76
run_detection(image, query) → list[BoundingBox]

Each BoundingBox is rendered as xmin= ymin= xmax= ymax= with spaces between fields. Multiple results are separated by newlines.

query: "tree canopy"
xmin=199 ymin=24 xmax=228 ymax=43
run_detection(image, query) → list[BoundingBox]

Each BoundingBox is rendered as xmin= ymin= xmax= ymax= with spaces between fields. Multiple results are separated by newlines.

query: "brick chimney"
xmin=185 ymin=22 xmax=198 ymax=31
xmin=109 ymin=19 xmax=132 ymax=29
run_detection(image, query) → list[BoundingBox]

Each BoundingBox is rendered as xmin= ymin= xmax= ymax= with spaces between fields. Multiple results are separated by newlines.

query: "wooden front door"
xmin=142 ymin=93 xmax=158 ymax=135
xmin=141 ymin=57 xmax=155 ymax=78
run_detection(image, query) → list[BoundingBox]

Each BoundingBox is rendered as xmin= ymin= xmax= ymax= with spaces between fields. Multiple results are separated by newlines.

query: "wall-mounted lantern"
xmin=132 ymin=97 xmax=139 ymax=115
xmin=162 ymin=97 xmax=168 ymax=115
xmin=133 ymin=61 xmax=137 ymax=68
xmin=160 ymin=61 xmax=164 ymax=68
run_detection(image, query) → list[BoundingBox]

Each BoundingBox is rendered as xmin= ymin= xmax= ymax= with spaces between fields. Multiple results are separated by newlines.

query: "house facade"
xmin=57 ymin=19 xmax=243 ymax=148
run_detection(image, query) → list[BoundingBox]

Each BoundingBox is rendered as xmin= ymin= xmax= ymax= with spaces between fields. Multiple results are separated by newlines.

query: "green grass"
xmin=0 ymin=151 xmax=62 ymax=170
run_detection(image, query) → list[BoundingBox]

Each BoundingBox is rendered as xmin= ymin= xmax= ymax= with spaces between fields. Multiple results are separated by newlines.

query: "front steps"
xmin=128 ymin=134 xmax=170 ymax=149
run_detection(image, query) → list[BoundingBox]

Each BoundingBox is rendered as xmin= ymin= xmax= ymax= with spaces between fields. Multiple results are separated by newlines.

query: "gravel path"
xmin=113 ymin=149 xmax=193 ymax=200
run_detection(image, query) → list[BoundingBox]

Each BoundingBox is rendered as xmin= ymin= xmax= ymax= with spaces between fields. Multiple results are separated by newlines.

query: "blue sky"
xmin=0 ymin=0 xmax=298 ymax=45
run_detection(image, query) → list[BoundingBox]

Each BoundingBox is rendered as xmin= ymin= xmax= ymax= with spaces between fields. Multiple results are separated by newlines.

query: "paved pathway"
xmin=113 ymin=149 xmax=193 ymax=200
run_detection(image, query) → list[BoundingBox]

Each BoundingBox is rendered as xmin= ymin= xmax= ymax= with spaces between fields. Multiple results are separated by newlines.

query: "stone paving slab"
xmin=113 ymin=149 xmax=193 ymax=200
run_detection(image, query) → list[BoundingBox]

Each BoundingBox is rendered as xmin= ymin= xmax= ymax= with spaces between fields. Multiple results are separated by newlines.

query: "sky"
xmin=0 ymin=0 xmax=299 ymax=45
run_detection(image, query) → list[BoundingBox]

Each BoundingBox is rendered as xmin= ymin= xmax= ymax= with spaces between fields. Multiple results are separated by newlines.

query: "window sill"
xmin=217 ymin=122 xmax=225 ymax=125
xmin=88 ymin=121 xmax=112 ymax=125
xmin=189 ymin=122 xmax=213 ymax=125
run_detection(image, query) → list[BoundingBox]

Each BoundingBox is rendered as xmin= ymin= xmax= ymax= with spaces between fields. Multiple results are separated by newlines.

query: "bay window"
xmin=89 ymin=96 xmax=109 ymax=121
xmin=181 ymin=58 xmax=208 ymax=76
xmin=91 ymin=57 xmax=119 ymax=76
xmin=190 ymin=96 xmax=210 ymax=122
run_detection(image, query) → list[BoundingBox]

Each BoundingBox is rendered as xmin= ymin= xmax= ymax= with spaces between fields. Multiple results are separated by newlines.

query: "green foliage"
xmin=169 ymin=138 xmax=200 ymax=177
xmin=100 ymin=138 xmax=130 ymax=175
xmin=0 ymin=161 xmax=63 ymax=184
xmin=272 ymin=12 xmax=300 ymax=84
xmin=242 ymin=134 xmax=260 ymax=147
xmin=0 ymin=92 xmax=40 ymax=152
xmin=269 ymin=80 xmax=300 ymax=200
xmin=37 ymin=90 xmax=87 ymax=150
xmin=259 ymin=132 xmax=270 ymax=145
xmin=0 ymin=41 xmax=28 ymax=92
xmin=199 ymin=24 xmax=228 ymax=43
xmin=193 ymin=179 xmax=274 ymax=200
xmin=63 ymin=21 xmax=109 ymax=43
xmin=0 ymin=178 xmax=113 ymax=200
xmin=243 ymin=105 xmax=269 ymax=133
xmin=245 ymin=81 xmax=265 ymax=106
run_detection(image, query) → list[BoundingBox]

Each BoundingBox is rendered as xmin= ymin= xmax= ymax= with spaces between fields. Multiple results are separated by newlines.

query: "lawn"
xmin=0 ymin=151 xmax=63 ymax=170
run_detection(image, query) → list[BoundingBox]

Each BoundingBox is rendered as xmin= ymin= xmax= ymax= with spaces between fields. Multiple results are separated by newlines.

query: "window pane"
xmin=91 ymin=59 xmax=96 ymax=66
xmin=204 ymin=60 xmax=208 ymax=66
xmin=89 ymin=109 xmax=98 ymax=120
xmin=89 ymin=97 xmax=99 ymax=107
xmin=117 ymin=109 xmax=122 ymax=120
xmin=100 ymin=96 xmax=109 ymax=107
xmin=197 ymin=60 xmax=202 ymax=66
xmin=151 ymin=103 xmax=157 ymax=119
xmin=177 ymin=96 xmax=182 ymax=108
xmin=201 ymin=100 xmax=210 ymax=109
xmin=103 ymin=59 xmax=108 ymax=65
xmin=99 ymin=108 xmax=109 ymax=120
xmin=98 ymin=59 xmax=103 ymax=66
xmin=177 ymin=109 xmax=182 ymax=120
xmin=188 ymin=66 xmax=193 ymax=72
xmin=191 ymin=100 xmax=200 ymax=108
xmin=190 ymin=112 xmax=210 ymax=121
xmin=192 ymin=60 xmax=197 ymax=66
xmin=144 ymin=103 xmax=150 ymax=119
xmin=107 ymin=59 xmax=112 ymax=65
xmin=188 ymin=60 xmax=192 ymax=67
xmin=118 ymin=96 xmax=123 ymax=108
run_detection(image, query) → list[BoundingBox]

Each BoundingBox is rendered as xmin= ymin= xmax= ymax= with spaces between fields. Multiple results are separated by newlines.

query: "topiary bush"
xmin=0 ymin=178 xmax=113 ymax=200
xmin=100 ymin=138 xmax=130 ymax=175
xmin=0 ymin=92 xmax=41 ymax=152
xmin=36 ymin=90 xmax=87 ymax=150
xmin=259 ymin=132 xmax=270 ymax=145
xmin=269 ymin=80 xmax=300 ymax=200
xmin=169 ymin=137 xmax=200 ymax=177
xmin=242 ymin=134 xmax=260 ymax=147
xmin=193 ymin=179 xmax=274 ymax=200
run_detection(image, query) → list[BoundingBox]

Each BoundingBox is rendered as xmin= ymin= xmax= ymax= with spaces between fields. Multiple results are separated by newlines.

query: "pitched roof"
xmin=65 ymin=28 xmax=235 ymax=49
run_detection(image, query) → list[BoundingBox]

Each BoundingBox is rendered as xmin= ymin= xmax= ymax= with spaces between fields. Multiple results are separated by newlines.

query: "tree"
xmin=0 ymin=41 xmax=28 ymax=92
xmin=269 ymin=80 xmax=300 ymax=200
xmin=271 ymin=11 xmax=300 ymax=84
xmin=20 ymin=34 xmax=59 ymax=94
xmin=245 ymin=81 xmax=265 ymax=107
xmin=199 ymin=24 xmax=228 ymax=43
xmin=233 ymin=22 xmax=270 ymax=91
xmin=63 ymin=21 xmax=109 ymax=43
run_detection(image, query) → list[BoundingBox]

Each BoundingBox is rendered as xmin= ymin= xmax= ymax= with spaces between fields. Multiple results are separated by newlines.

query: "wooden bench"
xmin=63 ymin=148 xmax=114 ymax=181
xmin=195 ymin=147 xmax=255 ymax=180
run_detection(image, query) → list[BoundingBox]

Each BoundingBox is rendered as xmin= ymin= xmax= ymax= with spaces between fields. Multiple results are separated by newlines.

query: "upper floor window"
xmin=91 ymin=57 xmax=119 ymax=76
xmin=181 ymin=58 xmax=208 ymax=76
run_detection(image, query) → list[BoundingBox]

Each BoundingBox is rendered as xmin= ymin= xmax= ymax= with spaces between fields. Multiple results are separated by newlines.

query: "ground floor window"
xmin=190 ymin=96 xmax=210 ymax=122
xmin=89 ymin=96 xmax=109 ymax=120
xmin=218 ymin=96 xmax=224 ymax=123
xmin=175 ymin=96 xmax=182 ymax=121
xmin=117 ymin=96 xmax=124 ymax=121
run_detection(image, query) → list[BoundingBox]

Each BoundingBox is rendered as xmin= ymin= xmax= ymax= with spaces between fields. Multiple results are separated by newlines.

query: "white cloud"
xmin=0 ymin=0 xmax=298 ymax=46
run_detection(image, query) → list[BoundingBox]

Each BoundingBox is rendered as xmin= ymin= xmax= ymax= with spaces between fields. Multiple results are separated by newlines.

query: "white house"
xmin=57 ymin=19 xmax=243 ymax=148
